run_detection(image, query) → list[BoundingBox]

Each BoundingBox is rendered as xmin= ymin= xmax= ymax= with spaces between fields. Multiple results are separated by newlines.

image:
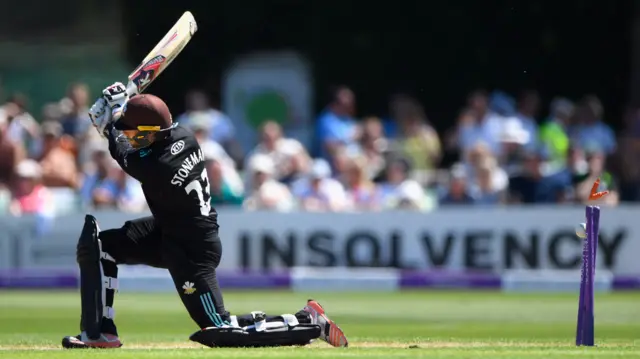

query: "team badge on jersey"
xmin=183 ymin=281 xmax=196 ymax=295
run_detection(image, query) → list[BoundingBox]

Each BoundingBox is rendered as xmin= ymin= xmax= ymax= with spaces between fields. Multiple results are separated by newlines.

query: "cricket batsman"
xmin=62 ymin=83 xmax=348 ymax=349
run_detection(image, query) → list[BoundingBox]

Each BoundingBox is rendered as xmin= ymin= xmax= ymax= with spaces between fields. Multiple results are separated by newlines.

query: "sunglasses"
xmin=120 ymin=126 xmax=161 ymax=148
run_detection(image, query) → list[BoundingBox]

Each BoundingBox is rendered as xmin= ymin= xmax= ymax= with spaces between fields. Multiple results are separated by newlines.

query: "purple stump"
xmin=576 ymin=205 xmax=598 ymax=346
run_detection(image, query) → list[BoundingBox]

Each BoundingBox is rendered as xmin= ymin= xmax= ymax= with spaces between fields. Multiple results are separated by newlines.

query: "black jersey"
xmin=106 ymin=124 xmax=216 ymax=228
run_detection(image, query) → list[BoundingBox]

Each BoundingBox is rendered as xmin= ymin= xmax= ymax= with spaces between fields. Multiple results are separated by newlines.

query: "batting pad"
xmin=189 ymin=325 xmax=321 ymax=348
xmin=77 ymin=214 xmax=118 ymax=340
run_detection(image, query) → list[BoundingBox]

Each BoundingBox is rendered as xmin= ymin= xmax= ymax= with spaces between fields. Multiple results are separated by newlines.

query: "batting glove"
xmin=102 ymin=82 xmax=129 ymax=120
xmin=88 ymin=97 xmax=112 ymax=138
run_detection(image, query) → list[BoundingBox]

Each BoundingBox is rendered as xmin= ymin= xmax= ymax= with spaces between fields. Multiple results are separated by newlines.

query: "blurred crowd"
xmin=0 ymin=82 xmax=638 ymax=220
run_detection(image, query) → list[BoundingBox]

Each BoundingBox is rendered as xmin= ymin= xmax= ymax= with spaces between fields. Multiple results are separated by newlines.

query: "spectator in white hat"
xmin=243 ymin=154 xmax=295 ymax=211
xmin=291 ymin=158 xmax=349 ymax=212
xmin=499 ymin=117 xmax=532 ymax=178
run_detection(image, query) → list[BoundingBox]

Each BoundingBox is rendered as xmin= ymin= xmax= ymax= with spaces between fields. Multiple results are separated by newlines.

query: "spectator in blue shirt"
xmin=459 ymin=91 xmax=514 ymax=157
xmin=59 ymin=83 xmax=91 ymax=140
xmin=315 ymin=86 xmax=359 ymax=163
xmin=80 ymin=146 xmax=112 ymax=208
xmin=90 ymin=167 xmax=146 ymax=212
xmin=507 ymin=152 xmax=573 ymax=204
xmin=570 ymin=95 xmax=616 ymax=155
xmin=439 ymin=163 xmax=476 ymax=205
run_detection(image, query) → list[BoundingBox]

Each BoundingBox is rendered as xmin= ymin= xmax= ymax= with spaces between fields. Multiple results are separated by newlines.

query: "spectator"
xmin=110 ymin=168 xmax=148 ymax=213
xmin=9 ymin=160 xmax=53 ymax=217
xmin=79 ymin=145 xmax=115 ymax=208
xmin=38 ymin=121 xmax=80 ymax=188
xmin=57 ymin=83 xmax=103 ymax=165
xmin=446 ymin=108 xmax=477 ymax=155
xmin=498 ymin=117 xmax=532 ymax=177
xmin=446 ymin=90 xmax=492 ymax=156
xmin=470 ymin=156 xmax=506 ymax=205
xmin=4 ymin=94 xmax=40 ymax=157
xmin=379 ymin=157 xmax=427 ymax=211
xmin=459 ymin=90 xmax=509 ymax=157
xmin=176 ymin=90 xmax=243 ymax=162
xmin=574 ymin=151 xmax=619 ymax=206
xmin=331 ymin=147 xmax=352 ymax=184
xmin=385 ymin=93 xmax=415 ymax=138
xmin=59 ymin=83 xmax=91 ymax=139
xmin=290 ymin=158 xmax=349 ymax=212
xmin=342 ymin=156 xmax=381 ymax=211
xmin=245 ymin=120 xmax=310 ymax=185
xmin=188 ymin=115 xmax=236 ymax=170
xmin=315 ymin=86 xmax=359 ymax=162
xmin=553 ymin=146 xmax=590 ymax=201
xmin=439 ymin=163 xmax=475 ymax=205
xmin=539 ymin=97 xmax=574 ymax=171
xmin=393 ymin=99 xmax=442 ymax=173
xmin=0 ymin=107 xmax=25 ymax=187
xmin=465 ymin=142 xmax=509 ymax=193
xmin=467 ymin=89 xmax=491 ymax=119
xmin=71 ymin=130 xmax=147 ymax=212
xmin=243 ymin=154 xmax=295 ymax=211
xmin=201 ymin=141 xmax=244 ymax=195
xmin=507 ymin=151 xmax=573 ymax=204
xmin=489 ymin=91 xmax=517 ymax=117
xmin=203 ymin=144 xmax=244 ymax=206
xmin=387 ymin=93 xmax=428 ymax=139
xmin=42 ymin=102 xmax=64 ymax=123
xmin=570 ymin=95 xmax=616 ymax=155
xmin=358 ymin=116 xmax=388 ymax=181
xmin=515 ymin=90 xmax=541 ymax=153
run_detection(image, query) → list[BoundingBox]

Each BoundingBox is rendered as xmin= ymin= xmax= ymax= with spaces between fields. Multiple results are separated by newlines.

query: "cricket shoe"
xmin=302 ymin=299 xmax=348 ymax=347
xmin=62 ymin=332 xmax=122 ymax=349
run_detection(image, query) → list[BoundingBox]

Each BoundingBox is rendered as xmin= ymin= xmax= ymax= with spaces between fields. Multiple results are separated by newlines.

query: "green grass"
xmin=0 ymin=290 xmax=639 ymax=358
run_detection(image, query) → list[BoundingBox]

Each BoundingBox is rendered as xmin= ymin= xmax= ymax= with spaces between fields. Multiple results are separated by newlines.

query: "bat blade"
xmin=126 ymin=11 xmax=198 ymax=96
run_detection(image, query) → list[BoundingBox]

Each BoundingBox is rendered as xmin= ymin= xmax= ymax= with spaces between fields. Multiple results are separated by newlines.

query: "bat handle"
xmin=125 ymin=82 xmax=140 ymax=98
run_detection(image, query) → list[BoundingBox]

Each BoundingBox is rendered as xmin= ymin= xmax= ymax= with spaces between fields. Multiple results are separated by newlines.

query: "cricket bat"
xmin=126 ymin=11 xmax=198 ymax=96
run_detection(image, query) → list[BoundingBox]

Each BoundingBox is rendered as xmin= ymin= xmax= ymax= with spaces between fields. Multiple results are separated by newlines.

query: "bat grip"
xmin=125 ymin=82 xmax=140 ymax=97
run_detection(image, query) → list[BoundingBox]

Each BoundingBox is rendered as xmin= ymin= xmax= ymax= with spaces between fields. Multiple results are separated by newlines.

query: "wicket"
xmin=576 ymin=205 xmax=600 ymax=346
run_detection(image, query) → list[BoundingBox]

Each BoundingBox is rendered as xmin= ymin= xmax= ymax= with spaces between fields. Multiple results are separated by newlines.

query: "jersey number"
xmin=185 ymin=169 xmax=212 ymax=216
